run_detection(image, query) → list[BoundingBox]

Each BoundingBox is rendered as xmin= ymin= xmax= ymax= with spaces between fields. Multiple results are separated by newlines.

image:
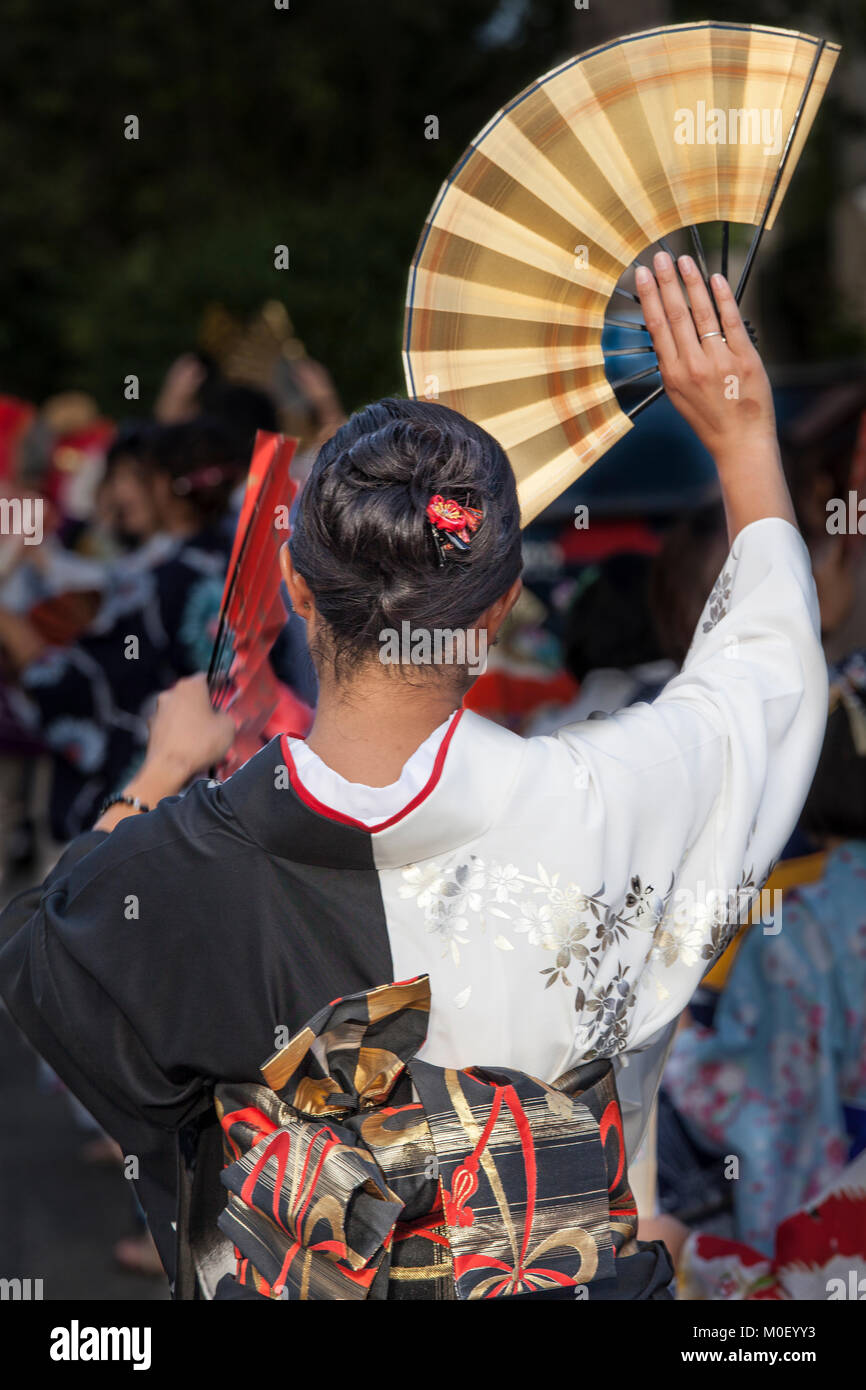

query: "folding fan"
xmin=403 ymin=21 xmax=840 ymax=524
xmin=208 ymin=429 xmax=308 ymax=776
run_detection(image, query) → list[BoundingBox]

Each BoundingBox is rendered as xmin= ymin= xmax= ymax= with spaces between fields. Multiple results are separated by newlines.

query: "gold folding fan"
xmin=403 ymin=21 xmax=840 ymax=524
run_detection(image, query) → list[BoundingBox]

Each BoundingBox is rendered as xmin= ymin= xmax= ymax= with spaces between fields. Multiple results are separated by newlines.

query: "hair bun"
xmin=290 ymin=398 xmax=521 ymax=673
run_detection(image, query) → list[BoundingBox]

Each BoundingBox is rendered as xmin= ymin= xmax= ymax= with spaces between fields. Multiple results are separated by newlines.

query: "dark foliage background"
xmin=0 ymin=0 xmax=862 ymax=416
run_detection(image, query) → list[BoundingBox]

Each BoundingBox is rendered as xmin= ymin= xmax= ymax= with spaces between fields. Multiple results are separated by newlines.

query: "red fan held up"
xmin=207 ymin=430 xmax=312 ymax=776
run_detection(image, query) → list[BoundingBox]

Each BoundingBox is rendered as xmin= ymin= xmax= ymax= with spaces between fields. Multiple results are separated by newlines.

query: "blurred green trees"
xmin=0 ymin=0 xmax=861 ymax=417
xmin=0 ymin=0 xmax=575 ymax=413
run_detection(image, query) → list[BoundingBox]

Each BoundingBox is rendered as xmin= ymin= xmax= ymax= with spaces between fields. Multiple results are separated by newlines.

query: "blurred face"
xmin=105 ymin=457 xmax=162 ymax=544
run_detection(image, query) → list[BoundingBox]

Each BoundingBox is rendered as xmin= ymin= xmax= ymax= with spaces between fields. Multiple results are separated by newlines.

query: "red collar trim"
xmin=279 ymin=708 xmax=464 ymax=834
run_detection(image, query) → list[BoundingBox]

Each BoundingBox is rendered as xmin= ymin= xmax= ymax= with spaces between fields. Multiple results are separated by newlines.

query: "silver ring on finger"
xmin=699 ymin=331 xmax=725 ymax=341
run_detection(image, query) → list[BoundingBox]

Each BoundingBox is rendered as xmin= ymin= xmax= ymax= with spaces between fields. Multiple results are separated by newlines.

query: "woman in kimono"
xmin=0 ymin=256 xmax=827 ymax=1299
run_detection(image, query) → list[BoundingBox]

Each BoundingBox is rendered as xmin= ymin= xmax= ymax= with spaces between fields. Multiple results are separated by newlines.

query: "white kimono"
xmin=286 ymin=516 xmax=828 ymax=1152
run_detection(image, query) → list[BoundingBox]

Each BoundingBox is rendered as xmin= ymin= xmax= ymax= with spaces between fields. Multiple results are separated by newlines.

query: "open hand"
xmin=634 ymin=252 xmax=777 ymax=468
xmin=635 ymin=251 xmax=795 ymax=540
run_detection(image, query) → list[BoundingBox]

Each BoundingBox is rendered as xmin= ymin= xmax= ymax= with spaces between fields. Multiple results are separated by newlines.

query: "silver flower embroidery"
xmin=399 ymin=856 xmax=486 ymax=964
xmin=652 ymin=916 xmax=706 ymax=970
xmin=484 ymin=861 xmax=523 ymax=902
xmin=576 ymin=963 xmax=638 ymax=1059
xmin=398 ymin=850 xmax=764 ymax=1057
xmin=399 ymin=861 xmax=445 ymax=908
xmin=512 ymin=880 xmax=593 ymax=987
xmin=512 ymin=900 xmax=553 ymax=941
xmin=702 ymin=568 xmax=732 ymax=633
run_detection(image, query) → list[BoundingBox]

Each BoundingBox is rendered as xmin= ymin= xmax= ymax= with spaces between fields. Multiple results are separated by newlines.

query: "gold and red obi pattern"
xmin=215 ymin=975 xmax=639 ymax=1300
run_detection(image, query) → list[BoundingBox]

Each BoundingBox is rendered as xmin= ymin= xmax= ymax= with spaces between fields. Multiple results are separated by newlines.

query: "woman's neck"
xmin=305 ymin=668 xmax=461 ymax=786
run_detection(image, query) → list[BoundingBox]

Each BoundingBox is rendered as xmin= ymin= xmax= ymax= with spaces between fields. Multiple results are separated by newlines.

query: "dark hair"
xmin=195 ymin=380 xmax=280 ymax=455
xmin=146 ymin=417 xmax=246 ymax=526
xmin=289 ymin=398 xmax=522 ymax=675
xmin=104 ymin=421 xmax=160 ymax=474
xmin=563 ymin=554 xmax=660 ymax=681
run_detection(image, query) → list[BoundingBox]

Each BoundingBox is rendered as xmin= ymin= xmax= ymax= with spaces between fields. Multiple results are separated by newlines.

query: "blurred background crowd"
xmin=1 ymin=0 xmax=866 ymax=1300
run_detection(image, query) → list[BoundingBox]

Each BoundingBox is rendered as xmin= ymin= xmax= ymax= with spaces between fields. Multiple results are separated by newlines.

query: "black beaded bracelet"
xmin=97 ymin=794 xmax=151 ymax=817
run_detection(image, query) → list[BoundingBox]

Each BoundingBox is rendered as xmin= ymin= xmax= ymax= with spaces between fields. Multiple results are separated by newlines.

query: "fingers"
xmin=709 ymin=273 xmax=752 ymax=355
xmin=634 ymin=263 xmax=678 ymax=371
xmin=634 ymin=255 xmax=757 ymax=392
xmin=651 ymin=251 xmax=702 ymax=359
xmin=677 ymin=255 xmax=723 ymax=345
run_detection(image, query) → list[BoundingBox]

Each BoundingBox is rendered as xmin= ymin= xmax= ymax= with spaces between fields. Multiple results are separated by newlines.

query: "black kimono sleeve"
xmin=0 ymin=750 xmax=395 ymax=1294
xmin=0 ymin=827 xmax=210 ymax=1285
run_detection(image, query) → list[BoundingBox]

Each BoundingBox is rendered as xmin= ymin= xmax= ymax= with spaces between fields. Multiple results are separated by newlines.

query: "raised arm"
xmin=634 ymin=252 xmax=796 ymax=542
xmin=550 ymin=256 xmax=827 ymax=1065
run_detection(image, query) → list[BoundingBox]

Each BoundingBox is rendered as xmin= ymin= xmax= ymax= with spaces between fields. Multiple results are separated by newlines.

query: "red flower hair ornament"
xmin=426 ymin=494 xmax=483 ymax=566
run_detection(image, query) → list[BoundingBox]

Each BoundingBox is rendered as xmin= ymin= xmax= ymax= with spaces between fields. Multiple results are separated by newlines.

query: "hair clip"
xmin=426 ymin=494 xmax=482 ymax=566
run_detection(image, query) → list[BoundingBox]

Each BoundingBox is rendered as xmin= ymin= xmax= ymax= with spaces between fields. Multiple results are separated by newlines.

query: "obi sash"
xmin=214 ymin=974 xmax=639 ymax=1300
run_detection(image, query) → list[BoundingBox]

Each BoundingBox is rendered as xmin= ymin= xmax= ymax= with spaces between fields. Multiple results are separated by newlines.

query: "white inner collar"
xmin=285 ymin=711 xmax=458 ymax=826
